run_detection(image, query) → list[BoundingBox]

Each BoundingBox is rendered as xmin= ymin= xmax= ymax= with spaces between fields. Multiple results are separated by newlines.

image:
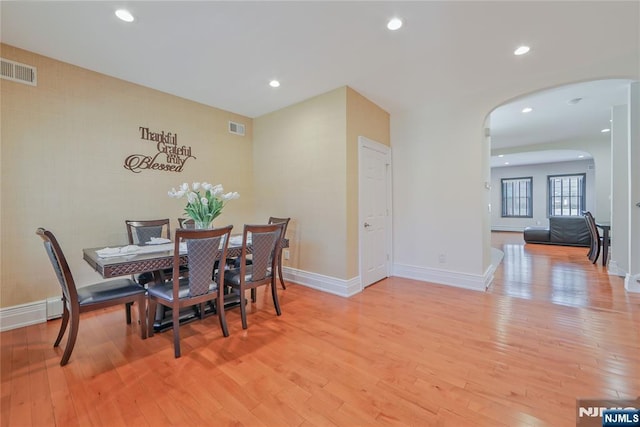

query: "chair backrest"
xmin=583 ymin=211 xmax=600 ymax=241
xmin=36 ymin=228 xmax=78 ymax=308
xmin=268 ymin=217 xmax=290 ymax=238
xmin=178 ymin=218 xmax=195 ymax=229
xmin=126 ymin=219 xmax=170 ymax=245
xmin=241 ymin=223 xmax=284 ymax=283
xmin=173 ymin=226 xmax=233 ymax=298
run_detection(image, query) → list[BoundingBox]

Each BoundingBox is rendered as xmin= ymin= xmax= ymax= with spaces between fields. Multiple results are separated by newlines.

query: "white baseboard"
xmin=625 ymin=273 xmax=640 ymax=293
xmin=0 ymin=300 xmax=47 ymax=332
xmin=491 ymin=226 xmax=525 ymax=232
xmin=392 ymin=263 xmax=488 ymax=292
xmin=283 ymin=267 xmax=361 ymax=297
xmin=0 ymin=297 xmax=63 ymax=332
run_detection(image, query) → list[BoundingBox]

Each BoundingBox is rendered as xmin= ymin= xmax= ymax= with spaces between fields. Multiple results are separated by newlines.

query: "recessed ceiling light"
xmin=514 ymin=45 xmax=530 ymax=56
xmin=387 ymin=18 xmax=403 ymax=31
xmin=521 ymin=107 xmax=533 ymax=113
xmin=115 ymin=9 xmax=134 ymax=22
xmin=601 ymin=128 xmax=611 ymax=133
xmin=504 ymin=162 xmax=510 ymax=165
xmin=498 ymin=154 xmax=504 ymax=158
xmin=269 ymin=80 xmax=280 ymax=88
xmin=578 ymin=155 xmax=585 ymax=158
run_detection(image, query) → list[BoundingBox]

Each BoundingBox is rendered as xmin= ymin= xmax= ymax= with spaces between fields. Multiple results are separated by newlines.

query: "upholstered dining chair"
xmin=583 ymin=212 xmax=601 ymax=264
xmin=36 ymin=228 xmax=147 ymax=366
xmin=178 ymin=217 xmax=195 ymax=229
xmin=125 ymin=219 xmax=181 ymax=285
xmin=224 ymin=223 xmax=284 ymax=330
xmin=147 ymin=225 xmax=233 ymax=358
xmin=268 ymin=217 xmax=290 ymax=289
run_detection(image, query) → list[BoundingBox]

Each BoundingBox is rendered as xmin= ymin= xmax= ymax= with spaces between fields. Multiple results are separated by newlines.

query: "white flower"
xmin=187 ymin=191 xmax=198 ymax=203
xmin=212 ymin=184 xmax=224 ymax=196
xmin=175 ymin=190 xmax=185 ymax=198
xmin=192 ymin=182 xmax=201 ymax=191
xmin=202 ymin=182 xmax=213 ymax=191
xmin=180 ymin=182 xmax=189 ymax=192
xmin=201 ymin=197 xmax=208 ymax=205
xmin=222 ymin=191 xmax=240 ymax=200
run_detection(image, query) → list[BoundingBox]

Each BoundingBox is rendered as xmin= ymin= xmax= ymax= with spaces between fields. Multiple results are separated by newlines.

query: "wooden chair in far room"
xmin=36 ymin=228 xmax=147 ymax=366
xmin=224 ymin=223 xmax=284 ymax=330
xmin=147 ymin=225 xmax=233 ymax=358
xmin=268 ymin=216 xmax=290 ymax=289
xmin=178 ymin=218 xmax=195 ymax=229
xmin=583 ymin=211 xmax=600 ymax=264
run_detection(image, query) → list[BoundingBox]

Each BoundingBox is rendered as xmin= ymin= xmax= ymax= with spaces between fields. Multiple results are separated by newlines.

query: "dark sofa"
xmin=523 ymin=216 xmax=590 ymax=247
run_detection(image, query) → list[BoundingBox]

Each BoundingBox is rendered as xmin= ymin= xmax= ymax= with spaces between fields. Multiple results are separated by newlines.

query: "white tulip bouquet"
xmin=168 ymin=182 xmax=239 ymax=228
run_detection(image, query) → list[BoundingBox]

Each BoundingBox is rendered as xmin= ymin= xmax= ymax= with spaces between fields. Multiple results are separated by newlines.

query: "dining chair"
xmin=583 ymin=212 xmax=601 ymax=264
xmin=224 ymin=223 xmax=284 ymax=330
xmin=178 ymin=217 xmax=195 ymax=229
xmin=125 ymin=219 xmax=180 ymax=285
xmin=268 ymin=217 xmax=290 ymax=289
xmin=147 ymin=225 xmax=233 ymax=358
xmin=36 ymin=228 xmax=147 ymax=366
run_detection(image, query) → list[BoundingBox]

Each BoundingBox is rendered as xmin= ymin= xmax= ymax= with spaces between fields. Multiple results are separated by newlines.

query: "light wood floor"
xmin=2 ymin=232 xmax=639 ymax=426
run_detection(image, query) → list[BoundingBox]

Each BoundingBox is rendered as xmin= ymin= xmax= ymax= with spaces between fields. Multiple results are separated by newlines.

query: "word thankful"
xmin=124 ymin=127 xmax=196 ymax=173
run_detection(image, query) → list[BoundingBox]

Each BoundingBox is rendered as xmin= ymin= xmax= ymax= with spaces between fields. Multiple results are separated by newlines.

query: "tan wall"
xmin=0 ymin=44 xmax=255 ymax=308
xmin=253 ymin=88 xmax=348 ymax=279
xmin=345 ymin=88 xmax=390 ymax=278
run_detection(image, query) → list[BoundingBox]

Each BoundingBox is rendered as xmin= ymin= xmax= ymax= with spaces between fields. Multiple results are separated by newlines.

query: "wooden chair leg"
xmin=54 ymin=304 xmax=69 ymax=347
xmin=60 ymin=311 xmax=80 ymax=366
xmin=147 ymin=299 xmax=157 ymax=338
xmin=251 ymin=288 xmax=257 ymax=303
xmin=278 ymin=251 xmax=286 ymax=290
xmin=137 ymin=295 xmax=147 ymax=339
xmin=125 ymin=302 xmax=133 ymax=324
xmin=217 ymin=296 xmax=229 ymax=337
xmin=240 ymin=287 xmax=248 ymax=330
xmin=271 ymin=280 xmax=282 ymax=316
xmin=172 ymin=304 xmax=181 ymax=358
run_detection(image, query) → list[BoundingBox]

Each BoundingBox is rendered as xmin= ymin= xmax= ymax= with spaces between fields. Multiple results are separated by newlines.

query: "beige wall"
xmin=345 ymin=87 xmax=390 ymax=278
xmin=0 ymin=44 xmax=255 ymax=308
xmin=253 ymin=86 xmax=389 ymax=281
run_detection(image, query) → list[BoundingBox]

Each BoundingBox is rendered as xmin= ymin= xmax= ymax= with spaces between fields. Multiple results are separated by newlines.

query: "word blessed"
xmin=123 ymin=127 xmax=196 ymax=173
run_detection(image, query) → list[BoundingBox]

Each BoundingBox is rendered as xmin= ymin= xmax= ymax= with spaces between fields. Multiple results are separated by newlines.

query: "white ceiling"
xmin=2 ymin=1 xmax=638 ymax=166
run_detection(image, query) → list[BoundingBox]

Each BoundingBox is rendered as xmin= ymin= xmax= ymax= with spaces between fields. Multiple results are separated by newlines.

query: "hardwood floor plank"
xmin=2 ymin=231 xmax=639 ymax=426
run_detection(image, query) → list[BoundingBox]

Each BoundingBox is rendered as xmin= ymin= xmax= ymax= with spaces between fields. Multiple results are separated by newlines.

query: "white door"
xmin=359 ymin=136 xmax=391 ymax=288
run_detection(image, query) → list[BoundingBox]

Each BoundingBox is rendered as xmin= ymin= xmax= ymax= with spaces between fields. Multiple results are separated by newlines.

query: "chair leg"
xmin=147 ymin=299 xmax=157 ymax=338
xmin=239 ymin=287 xmax=248 ymax=330
xmin=251 ymin=288 xmax=256 ymax=303
xmin=60 ymin=310 xmax=80 ymax=366
xmin=217 ymin=296 xmax=229 ymax=337
xmin=54 ymin=304 xmax=69 ymax=347
xmin=172 ymin=304 xmax=181 ymax=358
xmin=271 ymin=280 xmax=282 ymax=316
xmin=592 ymin=244 xmax=601 ymax=264
xmin=125 ymin=302 xmax=133 ymax=324
xmin=137 ymin=295 xmax=147 ymax=339
xmin=278 ymin=251 xmax=286 ymax=290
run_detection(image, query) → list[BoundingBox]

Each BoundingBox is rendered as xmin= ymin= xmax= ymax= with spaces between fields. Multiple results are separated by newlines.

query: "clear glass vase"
xmin=194 ymin=220 xmax=212 ymax=230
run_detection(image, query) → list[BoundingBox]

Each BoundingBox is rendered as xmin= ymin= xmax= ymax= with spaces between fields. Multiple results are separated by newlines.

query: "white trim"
xmin=491 ymin=226 xmax=526 ymax=232
xmin=624 ymin=273 xmax=640 ymax=293
xmin=283 ymin=267 xmax=361 ymax=297
xmin=392 ymin=263 xmax=488 ymax=292
xmin=358 ymin=136 xmax=393 ymax=291
xmin=47 ymin=297 xmax=64 ymax=320
xmin=0 ymin=300 xmax=47 ymax=332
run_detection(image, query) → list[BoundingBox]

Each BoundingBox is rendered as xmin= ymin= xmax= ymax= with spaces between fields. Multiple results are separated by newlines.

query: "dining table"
xmin=83 ymin=235 xmax=289 ymax=331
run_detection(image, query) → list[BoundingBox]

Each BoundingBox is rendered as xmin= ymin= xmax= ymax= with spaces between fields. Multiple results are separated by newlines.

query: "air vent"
xmin=228 ymin=121 xmax=245 ymax=136
xmin=1 ymin=58 xmax=37 ymax=86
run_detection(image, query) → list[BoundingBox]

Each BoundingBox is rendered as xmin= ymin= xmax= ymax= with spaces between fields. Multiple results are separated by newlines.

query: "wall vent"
xmin=1 ymin=58 xmax=37 ymax=86
xmin=228 ymin=121 xmax=245 ymax=136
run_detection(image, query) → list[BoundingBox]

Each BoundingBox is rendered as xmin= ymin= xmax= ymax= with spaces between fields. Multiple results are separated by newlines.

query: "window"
xmin=548 ymin=173 xmax=585 ymax=216
xmin=501 ymin=177 xmax=533 ymax=218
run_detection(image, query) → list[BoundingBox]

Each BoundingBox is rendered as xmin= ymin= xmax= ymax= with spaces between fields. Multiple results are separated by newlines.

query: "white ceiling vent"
xmin=1 ymin=58 xmax=37 ymax=86
xmin=228 ymin=121 xmax=245 ymax=136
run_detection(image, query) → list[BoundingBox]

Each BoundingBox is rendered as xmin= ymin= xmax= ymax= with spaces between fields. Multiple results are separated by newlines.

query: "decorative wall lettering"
xmin=123 ymin=126 xmax=196 ymax=173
